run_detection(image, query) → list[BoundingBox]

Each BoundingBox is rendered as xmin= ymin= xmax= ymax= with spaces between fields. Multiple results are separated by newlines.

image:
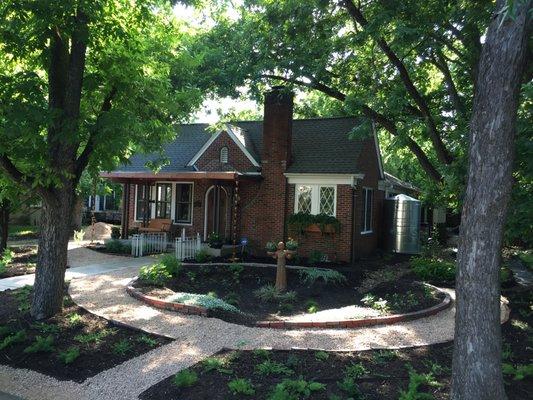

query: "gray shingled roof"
xmin=115 ymin=117 xmax=371 ymax=174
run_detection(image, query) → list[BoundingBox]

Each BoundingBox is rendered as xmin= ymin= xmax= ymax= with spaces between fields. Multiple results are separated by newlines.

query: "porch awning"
xmin=100 ymin=171 xmax=261 ymax=183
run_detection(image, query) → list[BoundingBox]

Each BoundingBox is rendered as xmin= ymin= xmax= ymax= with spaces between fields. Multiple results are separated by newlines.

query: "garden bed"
xmin=0 ymin=286 xmax=171 ymax=382
xmin=0 ymin=246 xmax=38 ymax=278
xmin=139 ymin=284 xmax=531 ymax=400
xmin=131 ymin=263 xmax=446 ymax=327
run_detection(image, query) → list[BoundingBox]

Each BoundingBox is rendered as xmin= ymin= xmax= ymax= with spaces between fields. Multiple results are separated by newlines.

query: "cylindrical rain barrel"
xmin=383 ymin=194 xmax=421 ymax=254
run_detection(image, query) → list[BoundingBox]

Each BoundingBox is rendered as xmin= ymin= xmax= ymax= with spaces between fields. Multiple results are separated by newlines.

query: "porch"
xmin=101 ymin=171 xmax=261 ymax=247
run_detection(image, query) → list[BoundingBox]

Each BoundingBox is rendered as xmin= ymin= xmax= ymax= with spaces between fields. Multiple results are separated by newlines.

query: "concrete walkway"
xmin=0 ymin=247 xmax=153 ymax=291
xmin=0 ymin=264 xmax=511 ymax=400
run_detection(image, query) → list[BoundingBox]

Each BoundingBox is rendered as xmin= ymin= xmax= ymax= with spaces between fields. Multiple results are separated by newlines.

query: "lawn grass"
xmin=8 ymin=225 xmax=40 ymax=239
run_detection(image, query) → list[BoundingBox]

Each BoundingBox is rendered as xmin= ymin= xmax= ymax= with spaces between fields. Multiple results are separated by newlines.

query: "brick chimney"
xmin=262 ymin=86 xmax=294 ymax=168
xmin=251 ymin=86 xmax=294 ymax=249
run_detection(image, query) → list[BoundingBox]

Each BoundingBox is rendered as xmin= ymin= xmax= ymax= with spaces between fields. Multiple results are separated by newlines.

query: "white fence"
xmin=131 ymin=233 xmax=168 ymax=257
xmin=175 ymin=233 xmax=201 ymax=261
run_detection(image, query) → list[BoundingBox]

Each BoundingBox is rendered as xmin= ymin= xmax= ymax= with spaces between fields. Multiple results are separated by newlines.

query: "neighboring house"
xmin=102 ymin=87 xmax=417 ymax=262
xmin=84 ymin=190 xmax=121 ymax=224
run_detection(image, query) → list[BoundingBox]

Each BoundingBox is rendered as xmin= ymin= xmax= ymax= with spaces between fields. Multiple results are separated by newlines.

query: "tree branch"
xmin=0 ymin=155 xmax=35 ymax=190
xmin=340 ymin=0 xmax=454 ymax=165
xmin=74 ymin=86 xmax=117 ymax=182
xmin=431 ymin=51 xmax=465 ymax=115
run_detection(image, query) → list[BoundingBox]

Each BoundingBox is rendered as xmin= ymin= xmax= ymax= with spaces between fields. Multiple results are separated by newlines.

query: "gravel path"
xmin=0 ymin=265 xmax=510 ymax=400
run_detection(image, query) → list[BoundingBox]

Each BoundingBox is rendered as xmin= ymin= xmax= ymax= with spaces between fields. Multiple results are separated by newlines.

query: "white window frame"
xmin=361 ymin=187 xmax=373 ymax=234
xmin=134 ymin=182 xmax=194 ymax=225
xmin=294 ymin=184 xmax=337 ymax=216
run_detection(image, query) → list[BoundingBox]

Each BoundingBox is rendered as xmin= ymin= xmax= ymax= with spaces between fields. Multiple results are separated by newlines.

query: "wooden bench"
xmin=138 ymin=218 xmax=171 ymax=234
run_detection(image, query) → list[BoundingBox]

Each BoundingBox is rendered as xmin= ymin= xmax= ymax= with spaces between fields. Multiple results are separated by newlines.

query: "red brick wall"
xmin=195 ymin=131 xmax=256 ymax=172
xmin=286 ymin=184 xmax=353 ymax=262
xmin=352 ymin=138 xmax=384 ymax=257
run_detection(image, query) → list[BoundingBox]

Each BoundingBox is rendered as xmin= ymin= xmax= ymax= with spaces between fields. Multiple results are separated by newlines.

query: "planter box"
xmin=305 ymin=224 xmax=337 ymax=234
xmin=205 ymin=244 xmax=235 ymax=257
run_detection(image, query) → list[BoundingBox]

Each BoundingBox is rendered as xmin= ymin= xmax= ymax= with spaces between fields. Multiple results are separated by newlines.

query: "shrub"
xmin=410 ymin=257 xmax=456 ymax=282
xmin=228 ymin=263 xmax=244 ymax=282
xmin=105 ymin=239 xmax=130 ymax=254
xmin=0 ymin=248 xmax=14 ymax=274
xmin=269 ymin=378 xmax=326 ymax=400
xmin=361 ymin=294 xmax=390 ymax=313
xmin=23 ymin=335 xmax=55 ymax=354
xmin=256 ymin=359 xmax=294 ymax=376
xmin=195 ymin=248 xmax=211 ymax=263
xmin=111 ymin=227 xmax=121 ymax=240
xmin=314 ymin=351 xmax=329 ymax=361
xmin=66 ymin=313 xmax=84 ymax=327
xmin=398 ymin=369 xmax=440 ymax=400
xmin=253 ymin=348 xmax=270 ymax=359
xmin=344 ymin=362 xmax=369 ymax=379
xmin=73 ymin=229 xmax=85 ymax=243
xmin=166 ymin=292 xmax=240 ymax=313
xmin=58 ymin=346 xmax=80 ymax=364
xmin=254 ymin=285 xmax=297 ymax=303
xmin=74 ymin=328 xmax=115 ymax=345
xmin=207 ymin=232 xmax=223 ymax=249
xmin=201 ymin=357 xmax=233 ymax=374
xmin=228 ymin=378 xmax=255 ymax=396
xmin=160 ymin=254 xmax=181 ymax=276
xmin=306 ymin=300 xmax=319 ymax=314
xmin=138 ymin=263 xmax=172 ymax=286
xmin=502 ymin=363 xmax=533 ymax=381
xmin=298 ymin=268 xmax=346 ymax=286
xmin=137 ymin=335 xmax=158 ymax=347
xmin=337 ymin=377 xmax=364 ymax=399
xmin=173 ymin=370 xmax=198 ymax=388
xmin=224 ymin=292 xmax=240 ymax=307
xmin=113 ymin=339 xmax=133 ymax=355
xmin=308 ymin=250 xmax=326 ymax=264
xmin=0 ymin=330 xmax=26 ymax=350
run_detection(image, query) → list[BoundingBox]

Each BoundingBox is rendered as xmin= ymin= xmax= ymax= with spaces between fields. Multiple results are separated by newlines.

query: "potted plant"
xmin=265 ymin=241 xmax=277 ymax=252
xmin=207 ymin=232 xmax=223 ymax=249
xmin=286 ymin=238 xmax=298 ymax=251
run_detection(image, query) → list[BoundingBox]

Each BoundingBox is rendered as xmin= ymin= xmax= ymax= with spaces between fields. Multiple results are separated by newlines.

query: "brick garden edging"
xmin=126 ymin=265 xmax=453 ymax=329
xmin=126 ymin=278 xmax=208 ymax=317
xmin=255 ymin=287 xmax=452 ymax=329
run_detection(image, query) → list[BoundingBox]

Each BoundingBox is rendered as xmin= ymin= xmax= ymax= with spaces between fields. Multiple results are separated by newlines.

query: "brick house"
xmin=102 ymin=87 xmax=417 ymax=263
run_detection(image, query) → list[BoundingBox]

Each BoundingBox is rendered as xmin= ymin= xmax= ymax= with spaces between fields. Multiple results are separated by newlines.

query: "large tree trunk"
xmin=451 ymin=1 xmax=530 ymax=399
xmin=0 ymin=200 xmax=9 ymax=252
xmin=31 ymin=187 xmax=75 ymax=320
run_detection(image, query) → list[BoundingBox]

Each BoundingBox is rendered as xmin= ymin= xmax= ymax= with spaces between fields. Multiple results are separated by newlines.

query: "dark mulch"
xmin=139 ymin=285 xmax=532 ymax=400
xmin=0 ymin=246 xmax=38 ymax=278
xmin=134 ymin=265 xmax=444 ymax=326
xmin=0 ymin=286 xmax=171 ymax=382
xmin=86 ymin=244 xmax=133 ymax=256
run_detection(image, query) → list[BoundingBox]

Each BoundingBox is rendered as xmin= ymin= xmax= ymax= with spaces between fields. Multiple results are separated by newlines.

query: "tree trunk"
xmin=0 ymin=200 xmax=9 ymax=252
xmin=31 ymin=188 xmax=75 ymax=320
xmin=71 ymin=195 xmax=83 ymax=232
xmin=451 ymin=2 xmax=530 ymax=399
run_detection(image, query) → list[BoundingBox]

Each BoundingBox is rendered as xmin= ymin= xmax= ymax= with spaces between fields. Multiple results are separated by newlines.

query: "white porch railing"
xmin=175 ymin=233 xmax=201 ymax=261
xmin=131 ymin=233 xmax=168 ymax=257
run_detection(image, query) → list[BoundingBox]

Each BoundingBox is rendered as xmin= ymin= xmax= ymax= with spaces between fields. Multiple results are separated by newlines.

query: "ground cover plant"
xmin=133 ymin=262 xmax=444 ymax=326
xmin=138 ymin=284 xmax=531 ymax=399
xmin=0 ymin=286 xmax=170 ymax=382
xmin=0 ymin=246 xmax=38 ymax=278
xmin=7 ymin=225 xmax=40 ymax=241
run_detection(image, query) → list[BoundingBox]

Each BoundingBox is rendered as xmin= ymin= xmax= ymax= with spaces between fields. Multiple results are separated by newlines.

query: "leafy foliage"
xmin=0 ymin=330 xmax=26 ymax=350
xmin=23 ymin=335 xmax=55 ymax=354
xmin=268 ymin=377 xmax=326 ymax=400
xmin=298 ymin=268 xmax=346 ymax=286
xmin=256 ymin=359 xmax=294 ymax=376
xmin=227 ymin=378 xmax=255 ymax=396
xmin=398 ymin=369 xmax=441 ymax=400
xmin=314 ymin=351 xmax=329 ymax=361
xmin=58 ymin=346 xmax=81 ymax=365
xmin=502 ymin=363 xmax=533 ymax=381
xmin=410 ymin=258 xmax=456 ymax=283
xmin=105 ymin=240 xmax=131 ymax=254
xmin=195 ymin=249 xmax=211 ymax=263
xmin=137 ymin=335 xmax=158 ymax=347
xmin=173 ymin=370 xmax=198 ymax=388
xmin=337 ymin=376 xmax=364 ymax=399
xmin=112 ymin=339 xmax=133 ymax=355
xmin=287 ymin=212 xmax=341 ymax=234
xmin=160 ymin=254 xmax=181 ymax=277
xmin=167 ymin=292 xmax=240 ymax=313
xmin=201 ymin=357 xmax=233 ymax=374
xmin=138 ymin=263 xmax=172 ymax=286
xmin=254 ymin=285 xmax=297 ymax=304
